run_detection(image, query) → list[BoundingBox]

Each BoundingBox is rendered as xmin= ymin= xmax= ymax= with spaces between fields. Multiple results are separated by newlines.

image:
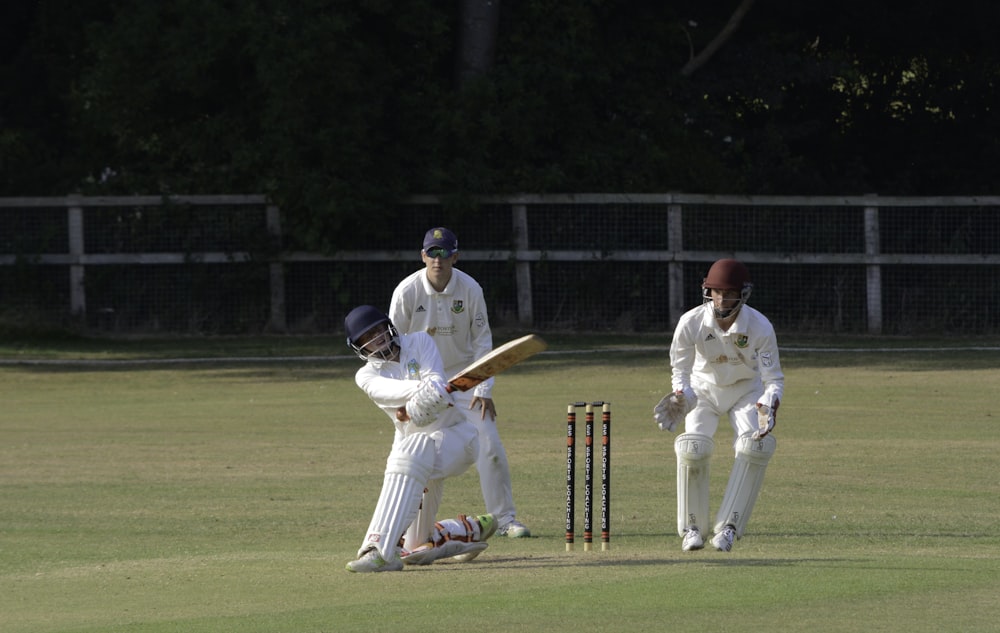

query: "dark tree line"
xmin=2 ymin=0 xmax=999 ymax=250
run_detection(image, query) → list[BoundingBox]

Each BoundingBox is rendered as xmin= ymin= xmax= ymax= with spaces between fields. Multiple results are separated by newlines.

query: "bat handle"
xmin=395 ymin=382 xmax=457 ymax=421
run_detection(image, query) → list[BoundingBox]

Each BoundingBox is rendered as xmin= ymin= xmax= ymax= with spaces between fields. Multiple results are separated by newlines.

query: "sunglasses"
xmin=424 ymin=247 xmax=454 ymax=259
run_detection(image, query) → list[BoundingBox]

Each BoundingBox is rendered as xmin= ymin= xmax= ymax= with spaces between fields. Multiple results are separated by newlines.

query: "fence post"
xmin=512 ymin=203 xmax=534 ymax=326
xmin=67 ymin=200 xmax=86 ymax=318
xmin=266 ymin=204 xmax=287 ymax=333
xmin=864 ymin=201 xmax=883 ymax=334
xmin=667 ymin=203 xmax=685 ymax=327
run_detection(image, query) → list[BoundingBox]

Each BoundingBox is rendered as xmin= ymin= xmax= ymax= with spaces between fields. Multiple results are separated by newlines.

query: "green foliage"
xmin=3 ymin=0 xmax=1000 ymax=247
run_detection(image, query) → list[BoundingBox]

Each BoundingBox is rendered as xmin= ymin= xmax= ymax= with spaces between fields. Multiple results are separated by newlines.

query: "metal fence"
xmin=2 ymin=194 xmax=999 ymax=335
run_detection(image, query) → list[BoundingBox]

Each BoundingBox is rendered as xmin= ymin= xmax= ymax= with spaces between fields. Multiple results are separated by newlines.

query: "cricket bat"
xmin=396 ymin=334 xmax=548 ymax=421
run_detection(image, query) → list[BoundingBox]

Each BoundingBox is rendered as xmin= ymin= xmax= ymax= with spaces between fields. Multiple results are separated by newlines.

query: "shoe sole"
xmin=712 ymin=532 xmax=735 ymax=552
xmin=345 ymin=558 xmax=404 ymax=572
xmin=500 ymin=527 xmax=531 ymax=538
xmin=682 ymin=530 xmax=704 ymax=551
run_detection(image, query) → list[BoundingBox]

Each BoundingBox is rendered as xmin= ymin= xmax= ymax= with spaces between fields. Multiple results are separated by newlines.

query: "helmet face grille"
xmin=357 ymin=326 xmax=398 ymax=361
xmin=344 ymin=305 xmax=400 ymax=363
xmin=702 ymin=259 xmax=753 ymax=318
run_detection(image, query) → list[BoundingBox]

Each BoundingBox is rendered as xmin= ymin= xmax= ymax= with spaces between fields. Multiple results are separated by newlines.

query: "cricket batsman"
xmin=343 ymin=305 xmax=496 ymax=572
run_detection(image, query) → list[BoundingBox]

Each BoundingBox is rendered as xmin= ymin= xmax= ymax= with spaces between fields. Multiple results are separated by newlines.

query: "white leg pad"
xmin=674 ymin=433 xmax=714 ymax=537
xmin=402 ymin=478 xmax=444 ymax=550
xmin=432 ymin=514 xmax=489 ymax=543
xmin=714 ymin=433 xmax=776 ymax=538
xmin=360 ymin=433 xmax=436 ymax=559
xmin=402 ymin=514 xmax=494 ymax=565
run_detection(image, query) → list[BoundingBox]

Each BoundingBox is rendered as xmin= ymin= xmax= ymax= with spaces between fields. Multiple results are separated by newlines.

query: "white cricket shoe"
xmin=682 ymin=527 xmax=704 ymax=551
xmin=711 ymin=525 xmax=736 ymax=552
xmin=346 ymin=547 xmax=404 ymax=573
xmin=497 ymin=519 xmax=531 ymax=538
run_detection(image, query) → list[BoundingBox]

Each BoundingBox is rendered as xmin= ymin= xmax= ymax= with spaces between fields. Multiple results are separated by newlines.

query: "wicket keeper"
xmin=654 ymin=259 xmax=785 ymax=552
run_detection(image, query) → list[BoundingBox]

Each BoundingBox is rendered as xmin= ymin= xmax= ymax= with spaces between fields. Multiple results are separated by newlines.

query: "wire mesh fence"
xmin=2 ymin=194 xmax=999 ymax=335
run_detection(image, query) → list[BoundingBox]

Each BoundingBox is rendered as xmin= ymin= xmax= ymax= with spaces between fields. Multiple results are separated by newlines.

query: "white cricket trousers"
xmin=453 ymin=390 xmax=517 ymax=525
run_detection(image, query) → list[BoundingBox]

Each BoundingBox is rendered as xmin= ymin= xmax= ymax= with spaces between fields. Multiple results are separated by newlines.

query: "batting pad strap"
xmin=427 ymin=515 xmax=478 ymax=546
xmin=734 ymin=431 xmax=776 ymax=463
xmin=674 ymin=433 xmax=714 ymax=461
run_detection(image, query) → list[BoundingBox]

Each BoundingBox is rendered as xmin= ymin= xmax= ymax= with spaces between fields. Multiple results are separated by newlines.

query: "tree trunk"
xmin=681 ymin=0 xmax=755 ymax=77
xmin=456 ymin=0 xmax=501 ymax=85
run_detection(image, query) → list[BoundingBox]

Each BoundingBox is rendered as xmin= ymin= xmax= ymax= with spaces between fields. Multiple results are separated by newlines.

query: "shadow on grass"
xmin=422 ymin=554 xmax=854 ymax=571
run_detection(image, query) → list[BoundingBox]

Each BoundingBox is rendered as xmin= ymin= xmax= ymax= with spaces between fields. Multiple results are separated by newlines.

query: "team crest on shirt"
xmin=451 ymin=300 xmax=464 ymax=314
xmin=735 ymin=335 xmax=749 ymax=348
xmin=406 ymin=359 xmax=421 ymax=379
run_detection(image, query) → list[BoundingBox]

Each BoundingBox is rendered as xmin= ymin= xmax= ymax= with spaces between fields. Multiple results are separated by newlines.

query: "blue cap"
xmin=423 ymin=227 xmax=458 ymax=254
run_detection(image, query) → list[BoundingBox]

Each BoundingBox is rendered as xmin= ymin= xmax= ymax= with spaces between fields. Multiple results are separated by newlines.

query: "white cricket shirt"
xmin=670 ymin=302 xmax=784 ymax=407
xmin=389 ymin=267 xmax=494 ymax=398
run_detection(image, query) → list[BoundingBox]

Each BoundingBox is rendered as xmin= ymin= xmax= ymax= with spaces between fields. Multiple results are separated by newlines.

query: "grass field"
xmin=2 ymin=334 xmax=999 ymax=632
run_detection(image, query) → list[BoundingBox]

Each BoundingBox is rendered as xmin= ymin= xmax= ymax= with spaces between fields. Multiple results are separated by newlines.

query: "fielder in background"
xmin=344 ymin=305 xmax=498 ymax=573
xmin=389 ymin=227 xmax=531 ymax=539
xmin=653 ymin=259 xmax=785 ymax=552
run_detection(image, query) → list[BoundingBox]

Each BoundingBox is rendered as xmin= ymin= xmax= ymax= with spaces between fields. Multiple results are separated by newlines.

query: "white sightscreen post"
xmin=667 ymin=203 xmax=685 ymax=328
xmin=67 ymin=203 xmax=86 ymax=317
xmin=266 ymin=204 xmax=287 ymax=332
xmin=864 ymin=203 xmax=883 ymax=334
xmin=513 ymin=204 xmax=534 ymax=327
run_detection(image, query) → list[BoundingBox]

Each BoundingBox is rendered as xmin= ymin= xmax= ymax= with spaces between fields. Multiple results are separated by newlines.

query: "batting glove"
xmin=405 ymin=376 xmax=454 ymax=427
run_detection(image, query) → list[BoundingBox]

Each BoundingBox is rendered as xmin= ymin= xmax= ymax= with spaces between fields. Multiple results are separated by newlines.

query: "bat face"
xmin=448 ymin=334 xmax=548 ymax=391
xmin=395 ymin=334 xmax=547 ymax=421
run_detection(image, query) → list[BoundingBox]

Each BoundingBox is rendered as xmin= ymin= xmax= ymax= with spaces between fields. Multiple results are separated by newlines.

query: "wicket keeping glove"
xmin=753 ymin=398 xmax=779 ymax=439
xmin=653 ymin=388 xmax=696 ymax=432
